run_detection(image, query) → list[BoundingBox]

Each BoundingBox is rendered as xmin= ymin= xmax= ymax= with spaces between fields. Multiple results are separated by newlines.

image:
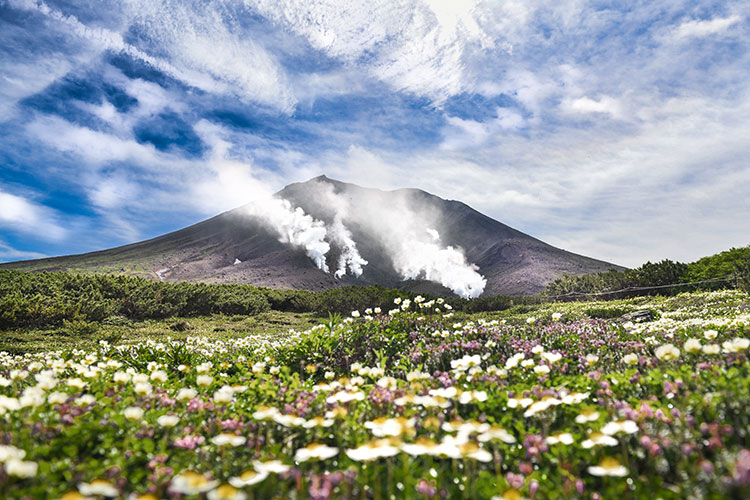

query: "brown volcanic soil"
xmin=0 ymin=176 xmax=622 ymax=296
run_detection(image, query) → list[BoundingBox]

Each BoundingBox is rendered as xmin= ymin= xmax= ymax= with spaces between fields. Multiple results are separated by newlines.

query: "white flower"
xmin=113 ymin=371 xmax=130 ymax=384
xmin=303 ymin=417 xmax=335 ymax=428
xmin=459 ymin=442 xmax=492 ymax=462
xmin=723 ymin=337 xmax=750 ymax=353
xmin=581 ymin=432 xmax=618 ymax=448
xmin=229 ymin=470 xmax=268 ymax=487
xmin=523 ymin=397 xmax=561 ymax=417
xmin=684 ymin=338 xmax=702 ymax=353
xmin=197 ymin=375 xmax=213 ymax=387
xmin=351 ymin=310 xmax=360 ymax=318
xmin=394 ymin=297 xmax=402 ymax=305
xmin=150 ymin=370 xmax=168 ymax=383
xmin=533 ymin=365 xmax=550 ymax=376
xmin=585 ymin=354 xmax=599 ymax=366
xmin=170 ymin=471 xmax=219 ymax=494
xmin=458 ymin=390 xmax=488 ymax=404
xmin=429 ymin=387 xmax=458 ymax=399
xmin=124 ymin=406 xmax=144 ymax=421
xmin=134 ymin=382 xmax=152 ymax=396
xmin=157 ymin=415 xmax=179 ymax=427
xmin=526 ymin=317 xmax=536 ymax=324
xmin=601 ymin=420 xmax=639 ymax=436
xmin=79 ymin=480 xmax=119 ymax=497
xmin=213 ymin=387 xmax=234 ymax=404
xmin=655 ymin=344 xmax=680 ymax=361
xmin=542 ymin=352 xmax=562 ymax=364
xmin=575 ymin=409 xmax=600 ymax=424
xmin=294 ymin=443 xmax=338 ymax=462
xmin=253 ymin=460 xmax=291 ymax=474
xmin=703 ymin=329 xmax=718 ymax=340
xmin=507 ymin=396 xmax=533 ymax=409
xmin=562 ymin=392 xmax=590 ymax=405
xmin=176 ymin=388 xmax=198 ymax=401
xmin=551 ymin=312 xmax=563 ymax=321
xmin=587 ymin=457 xmax=628 ymax=477
xmin=477 ymin=426 xmax=516 ymax=444
xmin=272 ymin=413 xmax=306 ymax=427
xmin=702 ymin=344 xmax=721 ymax=355
xmin=531 ymin=345 xmax=544 ymax=354
xmin=5 ymin=458 xmax=38 ymax=478
xmin=0 ymin=445 xmax=26 ymax=462
xmin=47 ymin=392 xmax=68 ymax=405
xmin=450 ymin=354 xmax=481 ymax=371
xmin=623 ymin=353 xmax=639 ymax=365
xmin=252 ymin=406 xmax=280 ymax=420
xmin=365 ymin=417 xmax=415 ymax=437
xmin=208 ymin=484 xmax=248 ymax=500
xmin=211 ymin=434 xmax=247 ymax=447
xmin=196 ymin=362 xmax=213 ymax=374
xmin=74 ymin=394 xmax=96 ymax=406
xmin=545 ymin=433 xmax=574 ymax=446
xmin=326 ymin=390 xmax=365 ymax=404
xmin=346 ymin=439 xmax=400 ymax=461
xmin=67 ymin=377 xmax=86 ymax=390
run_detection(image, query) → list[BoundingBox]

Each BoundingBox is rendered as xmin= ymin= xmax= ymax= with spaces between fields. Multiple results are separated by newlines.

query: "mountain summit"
xmin=1 ymin=176 xmax=620 ymax=296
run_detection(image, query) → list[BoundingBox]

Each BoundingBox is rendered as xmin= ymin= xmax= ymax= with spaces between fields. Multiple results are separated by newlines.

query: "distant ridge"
xmin=0 ymin=176 xmax=622 ymax=296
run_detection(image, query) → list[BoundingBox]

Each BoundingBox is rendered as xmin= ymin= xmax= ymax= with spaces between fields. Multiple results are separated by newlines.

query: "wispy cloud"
xmin=0 ymin=0 xmax=749 ymax=267
xmin=670 ymin=15 xmax=742 ymax=40
xmin=0 ymin=240 xmax=47 ymax=262
xmin=0 ymin=187 xmax=67 ymax=241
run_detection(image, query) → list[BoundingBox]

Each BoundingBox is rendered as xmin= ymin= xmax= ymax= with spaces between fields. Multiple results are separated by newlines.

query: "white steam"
xmin=195 ymin=123 xmax=482 ymax=295
xmin=395 ymin=229 xmax=486 ymax=299
xmin=313 ymin=181 xmax=368 ymax=279
xmin=301 ymin=181 xmax=487 ymax=299
xmin=331 ymin=217 xmax=368 ymax=278
xmin=245 ymin=197 xmax=330 ymax=273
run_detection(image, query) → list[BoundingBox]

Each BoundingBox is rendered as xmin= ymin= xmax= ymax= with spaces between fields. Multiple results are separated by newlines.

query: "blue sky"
xmin=1 ymin=0 xmax=749 ymax=267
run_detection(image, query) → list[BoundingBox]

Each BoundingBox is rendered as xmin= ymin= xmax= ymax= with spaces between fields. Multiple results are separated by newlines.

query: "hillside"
xmin=0 ymin=176 xmax=621 ymax=296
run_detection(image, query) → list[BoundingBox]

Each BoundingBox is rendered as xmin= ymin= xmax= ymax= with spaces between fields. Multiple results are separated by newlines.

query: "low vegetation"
xmin=2 ymin=289 xmax=750 ymax=498
xmin=544 ymin=246 xmax=750 ymax=299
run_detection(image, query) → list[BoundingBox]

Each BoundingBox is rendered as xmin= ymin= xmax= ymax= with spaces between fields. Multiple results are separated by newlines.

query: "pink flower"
xmin=173 ymin=435 xmax=206 ymax=450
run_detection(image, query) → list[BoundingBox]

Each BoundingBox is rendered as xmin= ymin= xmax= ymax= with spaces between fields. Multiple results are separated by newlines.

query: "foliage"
xmin=544 ymin=245 xmax=750 ymax=300
xmin=0 ymin=270 xmax=270 ymax=329
xmin=1 ymin=290 xmax=750 ymax=498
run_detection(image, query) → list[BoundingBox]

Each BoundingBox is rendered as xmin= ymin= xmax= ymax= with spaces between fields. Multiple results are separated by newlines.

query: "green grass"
xmin=0 ymin=311 xmax=323 ymax=354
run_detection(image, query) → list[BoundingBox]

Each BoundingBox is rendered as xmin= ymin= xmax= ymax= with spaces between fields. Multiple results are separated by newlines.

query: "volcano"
xmin=0 ymin=176 xmax=621 ymax=296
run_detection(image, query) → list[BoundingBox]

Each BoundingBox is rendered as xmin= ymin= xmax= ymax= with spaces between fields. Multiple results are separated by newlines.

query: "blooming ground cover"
xmin=1 ymin=290 xmax=750 ymax=499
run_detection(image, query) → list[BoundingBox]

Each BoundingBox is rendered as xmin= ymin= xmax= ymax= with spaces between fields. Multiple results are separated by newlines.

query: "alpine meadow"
xmin=2 ymin=1 xmax=750 ymax=500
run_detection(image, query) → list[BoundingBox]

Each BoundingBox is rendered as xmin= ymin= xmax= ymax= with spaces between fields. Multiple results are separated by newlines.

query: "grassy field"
xmin=0 ymin=310 xmax=323 ymax=354
xmin=1 ymin=289 xmax=750 ymax=499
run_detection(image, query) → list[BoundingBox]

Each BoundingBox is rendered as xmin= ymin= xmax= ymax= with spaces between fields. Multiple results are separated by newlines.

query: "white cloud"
xmin=671 ymin=15 xmax=742 ymax=40
xmin=0 ymin=188 xmax=67 ymax=240
xmin=0 ymin=58 xmax=76 ymax=122
xmin=9 ymin=0 xmax=295 ymax=111
xmin=0 ymin=240 xmax=47 ymax=262
xmin=561 ymin=96 xmax=622 ymax=118
xmin=252 ymin=0 xmax=501 ymax=102
xmin=318 ymin=89 xmax=750 ymax=267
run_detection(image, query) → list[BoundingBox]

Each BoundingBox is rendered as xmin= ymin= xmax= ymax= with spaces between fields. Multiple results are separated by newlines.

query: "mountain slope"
xmin=0 ymin=176 xmax=622 ymax=296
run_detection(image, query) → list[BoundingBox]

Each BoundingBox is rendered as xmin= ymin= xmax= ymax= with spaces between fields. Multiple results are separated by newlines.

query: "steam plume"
xmin=395 ymin=229 xmax=486 ymax=299
xmin=331 ymin=218 xmax=368 ymax=278
xmin=246 ymin=198 xmax=330 ymax=272
xmin=313 ymin=180 xmax=368 ymax=279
